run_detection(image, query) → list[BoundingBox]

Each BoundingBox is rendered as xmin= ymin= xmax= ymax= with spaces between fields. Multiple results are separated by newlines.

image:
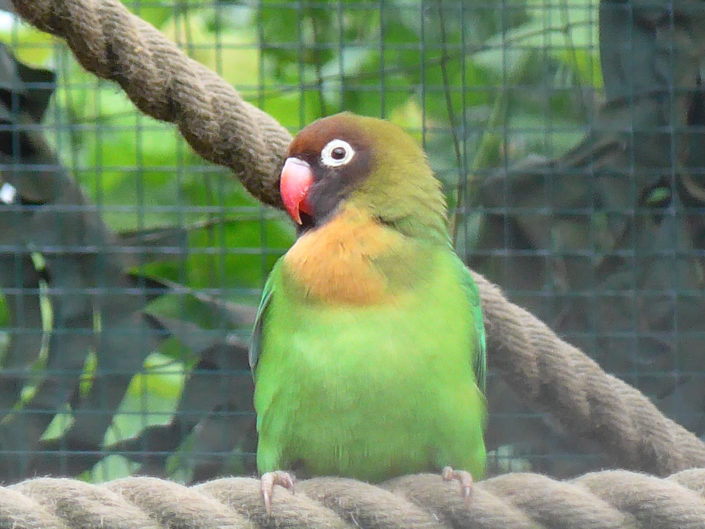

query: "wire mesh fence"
xmin=0 ymin=0 xmax=703 ymax=484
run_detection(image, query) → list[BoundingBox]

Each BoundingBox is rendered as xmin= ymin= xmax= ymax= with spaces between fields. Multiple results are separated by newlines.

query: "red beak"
xmin=280 ymin=157 xmax=314 ymax=224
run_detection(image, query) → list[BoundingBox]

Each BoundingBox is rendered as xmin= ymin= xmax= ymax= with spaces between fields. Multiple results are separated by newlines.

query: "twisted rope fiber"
xmin=11 ymin=0 xmax=705 ymax=477
xmin=2 ymin=470 xmax=705 ymax=529
xmin=13 ymin=0 xmax=289 ymax=208
xmin=472 ymin=272 xmax=705 ymax=474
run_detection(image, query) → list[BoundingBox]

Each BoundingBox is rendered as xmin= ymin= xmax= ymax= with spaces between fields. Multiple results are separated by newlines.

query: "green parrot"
xmin=250 ymin=112 xmax=487 ymax=511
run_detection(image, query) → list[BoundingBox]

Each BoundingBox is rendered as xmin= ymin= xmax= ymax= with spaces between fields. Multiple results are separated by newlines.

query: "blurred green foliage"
xmin=0 ymin=0 xmax=608 ymax=482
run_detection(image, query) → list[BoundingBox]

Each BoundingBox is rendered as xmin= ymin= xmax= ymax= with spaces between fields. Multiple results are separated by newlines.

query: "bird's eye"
xmin=321 ymin=139 xmax=355 ymax=168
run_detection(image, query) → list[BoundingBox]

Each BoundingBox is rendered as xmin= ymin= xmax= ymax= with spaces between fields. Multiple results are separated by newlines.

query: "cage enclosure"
xmin=0 ymin=0 xmax=703 ymax=486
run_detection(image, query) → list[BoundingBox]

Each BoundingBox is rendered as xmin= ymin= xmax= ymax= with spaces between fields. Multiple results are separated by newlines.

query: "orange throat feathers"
xmin=283 ymin=207 xmax=403 ymax=305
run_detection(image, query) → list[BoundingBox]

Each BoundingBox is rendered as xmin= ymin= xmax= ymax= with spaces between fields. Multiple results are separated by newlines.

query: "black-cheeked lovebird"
xmin=250 ymin=113 xmax=487 ymax=511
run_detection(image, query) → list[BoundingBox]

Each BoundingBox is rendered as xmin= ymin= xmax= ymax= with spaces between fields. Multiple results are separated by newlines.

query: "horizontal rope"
xmin=2 ymin=470 xmax=705 ymax=529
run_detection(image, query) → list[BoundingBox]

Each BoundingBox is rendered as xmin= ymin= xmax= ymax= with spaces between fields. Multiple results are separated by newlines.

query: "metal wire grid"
xmin=0 ymin=0 xmax=702 ymax=483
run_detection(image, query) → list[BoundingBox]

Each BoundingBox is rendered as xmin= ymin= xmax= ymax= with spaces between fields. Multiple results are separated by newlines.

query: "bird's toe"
xmin=442 ymin=466 xmax=473 ymax=503
xmin=260 ymin=470 xmax=296 ymax=514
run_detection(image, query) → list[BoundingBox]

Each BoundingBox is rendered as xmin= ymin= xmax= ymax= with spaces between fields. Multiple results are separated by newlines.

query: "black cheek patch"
xmin=307 ymin=149 xmax=372 ymax=224
xmin=297 ymin=211 xmax=316 ymax=234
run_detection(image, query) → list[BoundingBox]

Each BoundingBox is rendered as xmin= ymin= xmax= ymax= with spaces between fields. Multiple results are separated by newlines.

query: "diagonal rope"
xmin=13 ymin=0 xmax=289 ymax=208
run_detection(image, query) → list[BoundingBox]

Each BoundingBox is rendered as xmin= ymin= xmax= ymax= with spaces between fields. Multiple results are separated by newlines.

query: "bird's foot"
xmin=260 ymin=470 xmax=296 ymax=515
xmin=442 ymin=466 xmax=473 ymax=503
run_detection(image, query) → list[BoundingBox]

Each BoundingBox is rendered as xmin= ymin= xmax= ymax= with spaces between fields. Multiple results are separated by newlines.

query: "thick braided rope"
xmin=472 ymin=272 xmax=705 ymax=474
xmin=10 ymin=0 xmax=705 ymax=475
xmin=2 ymin=471 xmax=705 ymax=529
xmin=12 ymin=0 xmax=289 ymax=208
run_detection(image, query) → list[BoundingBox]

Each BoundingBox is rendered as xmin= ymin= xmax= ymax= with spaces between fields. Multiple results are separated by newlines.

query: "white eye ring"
xmin=320 ymin=139 xmax=355 ymax=168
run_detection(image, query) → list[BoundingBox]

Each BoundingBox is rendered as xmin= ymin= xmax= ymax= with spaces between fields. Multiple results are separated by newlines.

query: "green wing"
xmin=459 ymin=264 xmax=486 ymax=393
xmin=249 ymin=268 xmax=277 ymax=372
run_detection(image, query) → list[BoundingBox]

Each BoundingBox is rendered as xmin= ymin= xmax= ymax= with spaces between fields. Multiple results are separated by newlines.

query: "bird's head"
xmin=280 ymin=113 xmax=448 ymax=241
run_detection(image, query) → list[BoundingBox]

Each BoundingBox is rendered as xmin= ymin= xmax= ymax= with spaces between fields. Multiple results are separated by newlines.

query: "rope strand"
xmin=3 ymin=472 xmax=705 ymax=529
